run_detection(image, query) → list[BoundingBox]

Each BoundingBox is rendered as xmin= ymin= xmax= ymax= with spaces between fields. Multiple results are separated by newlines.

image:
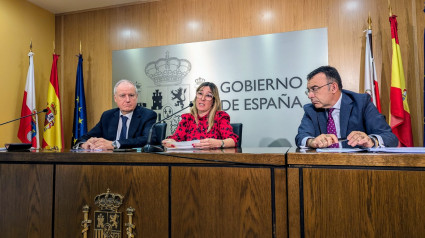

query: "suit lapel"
xmin=339 ymin=92 xmax=353 ymax=138
xmin=317 ymin=109 xmax=327 ymax=134
xmin=110 ymin=110 xmax=120 ymax=138
xmin=128 ymin=107 xmax=142 ymax=138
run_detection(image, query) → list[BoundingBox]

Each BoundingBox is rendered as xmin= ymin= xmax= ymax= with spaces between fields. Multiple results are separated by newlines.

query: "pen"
xmin=338 ymin=138 xmax=347 ymax=142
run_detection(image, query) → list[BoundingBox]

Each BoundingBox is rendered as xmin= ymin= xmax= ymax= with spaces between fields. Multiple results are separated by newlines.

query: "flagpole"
xmin=367 ymin=13 xmax=371 ymax=30
xmin=423 ymin=4 xmax=425 ymax=146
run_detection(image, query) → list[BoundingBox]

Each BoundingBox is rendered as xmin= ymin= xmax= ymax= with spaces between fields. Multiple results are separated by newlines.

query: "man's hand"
xmin=307 ymin=134 xmax=339 ymax=148
xmin=81 ymin=137 xmax=114 ymax=150
xmin=347 ymin=131 xmax=374 ymax=148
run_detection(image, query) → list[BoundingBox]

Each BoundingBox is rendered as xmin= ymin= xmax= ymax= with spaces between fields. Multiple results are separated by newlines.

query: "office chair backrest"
xmin=154 ymin=123 xmax=167 ymax=145
xmin=230 ymin=123 xmax=243 ymax=148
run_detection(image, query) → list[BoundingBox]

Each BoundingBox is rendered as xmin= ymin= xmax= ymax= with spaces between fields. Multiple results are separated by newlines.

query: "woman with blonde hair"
xmin=162 ymin=82 xmax=238 ymax=149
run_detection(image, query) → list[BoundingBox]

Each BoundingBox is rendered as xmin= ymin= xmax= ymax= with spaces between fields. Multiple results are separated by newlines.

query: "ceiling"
xmin=27 ymin=0 xmax=154 ymax=14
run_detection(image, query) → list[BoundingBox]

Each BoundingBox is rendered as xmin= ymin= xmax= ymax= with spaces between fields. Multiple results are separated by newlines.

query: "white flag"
xmin=17 ymin=52 xmax=40 ymax=148
xmin=364 ymin=29 xmax=381 ymax=112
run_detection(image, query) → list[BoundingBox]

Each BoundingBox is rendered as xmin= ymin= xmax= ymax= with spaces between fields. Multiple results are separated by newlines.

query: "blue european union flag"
xmin=71 ymin=54 xmax=88 ymax=146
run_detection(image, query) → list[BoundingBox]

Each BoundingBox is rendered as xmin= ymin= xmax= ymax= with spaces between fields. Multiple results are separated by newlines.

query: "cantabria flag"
xmin=17 ymin=51 xmax=40 ymax=148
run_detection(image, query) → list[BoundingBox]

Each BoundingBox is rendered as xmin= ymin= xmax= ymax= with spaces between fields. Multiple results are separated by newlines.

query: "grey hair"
xmin=113 ymin=79 xmax=137 ymax=95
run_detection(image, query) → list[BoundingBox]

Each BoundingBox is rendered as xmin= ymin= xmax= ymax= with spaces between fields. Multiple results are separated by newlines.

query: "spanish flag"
xmin=389 ymin=15 xmax=413 ymax=147
xmin=42 ymin=54 xmax=64 ymax=150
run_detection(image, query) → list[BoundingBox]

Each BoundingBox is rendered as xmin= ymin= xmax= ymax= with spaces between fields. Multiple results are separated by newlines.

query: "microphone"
xmin=143 ymin=102 xmax=193 ymax=152
xmin=0 ymin=108 xmax=48 ymax=126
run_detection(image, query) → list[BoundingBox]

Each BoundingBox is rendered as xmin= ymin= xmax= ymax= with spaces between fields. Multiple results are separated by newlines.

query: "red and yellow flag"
xmin=42 ymin=54 xmax=64 ymax=150
xmin=389 ymin=15 xmax=413 ymax=147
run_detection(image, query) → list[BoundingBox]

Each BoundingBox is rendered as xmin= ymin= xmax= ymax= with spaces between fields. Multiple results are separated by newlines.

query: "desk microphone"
xmin=143 ymin=102 xmax=193 ymax=152
xmin=0 ymin=108 xmax=48 ymax=126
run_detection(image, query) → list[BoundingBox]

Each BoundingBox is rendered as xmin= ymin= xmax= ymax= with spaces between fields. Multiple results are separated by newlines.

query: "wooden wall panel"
xmin=301 ymin=168 xmax=425 ymax=237
xmin=274 ymin=168 xmax=288 ymax=238
xmin=54 ymin=165 xmax=169 ymax=238
xmin=0 ymin=164 xmax=53 ymax=238
xmin=171 ymin=166 xmax=273 ymax=237
xmin=287 ymin=168 xmax=301 ymax=238
xmin=56 ymin=0 xmax=425 ymax=148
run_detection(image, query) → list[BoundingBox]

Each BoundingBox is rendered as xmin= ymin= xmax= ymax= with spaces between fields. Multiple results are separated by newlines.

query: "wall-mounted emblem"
xmin=145 ymin=51 xmax=191 ymax=86
xmin=81 ymin=189 xmax=136 ymax=238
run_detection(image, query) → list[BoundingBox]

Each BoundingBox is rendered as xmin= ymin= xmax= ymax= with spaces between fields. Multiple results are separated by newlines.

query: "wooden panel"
xmin=54 ymin=165 xmax=169 ymax=238
xmin=274 ymin=168 xmax=288 ymax=238
xmin=55 ymin=0 xmax=425 ymax=148
xmin=0 ymin=164 xmax=53 ymax=238
xmin=302 ymin=168 xmax=425 ymax=237
xmin=287 ymin=167 xmax=301 ymax=238
xmin=171 ymin=166 xmax=273 ymax=237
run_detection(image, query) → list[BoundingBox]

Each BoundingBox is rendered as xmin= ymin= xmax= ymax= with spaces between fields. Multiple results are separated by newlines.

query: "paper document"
xmin=167 ymin=140 xmax=201 ymax=150
xmin=316 ymin=148 xmax=366 ymax=153
xmin=368 ymin=147 xmax=425 ymax=153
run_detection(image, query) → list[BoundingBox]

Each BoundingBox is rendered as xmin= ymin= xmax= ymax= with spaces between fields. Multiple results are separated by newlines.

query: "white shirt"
xmin=115 ymin=111 xmax=133 ymax=147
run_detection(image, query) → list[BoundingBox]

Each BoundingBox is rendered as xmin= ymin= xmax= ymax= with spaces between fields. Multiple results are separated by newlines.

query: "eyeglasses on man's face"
xmin=305 ymin=82 xmax=333 ymax=95
xmin=196 ymin=91 xmax=214 ymax=101
xmin=117 ymin=93 xmax=137 ymax=100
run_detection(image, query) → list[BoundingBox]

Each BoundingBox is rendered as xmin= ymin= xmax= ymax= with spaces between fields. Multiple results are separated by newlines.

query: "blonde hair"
xmin=191 ymin=82 xmax=222 ymax=132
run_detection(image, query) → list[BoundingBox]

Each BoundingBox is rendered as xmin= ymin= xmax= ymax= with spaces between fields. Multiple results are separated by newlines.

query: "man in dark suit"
xmin=295 ymin=66 xmax=398 ymax=148
xmin=77 ymin=79 xmax=157 ymax=150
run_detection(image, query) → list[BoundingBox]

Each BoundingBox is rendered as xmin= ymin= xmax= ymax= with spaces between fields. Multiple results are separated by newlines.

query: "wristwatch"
xmin=112 ymin=140 xmax=118 ymax=149
xmin=220 ymin=140 xmax=225 ymax=149
xmin=370 ymin=136 xmax=379 ymax=148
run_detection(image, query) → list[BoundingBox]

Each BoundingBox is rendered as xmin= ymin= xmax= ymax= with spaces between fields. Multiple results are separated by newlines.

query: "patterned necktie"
xmin=326 ymin=108 xmax=339 ymax=148
xmin=120 ymin=115 xmax=128 ymax=141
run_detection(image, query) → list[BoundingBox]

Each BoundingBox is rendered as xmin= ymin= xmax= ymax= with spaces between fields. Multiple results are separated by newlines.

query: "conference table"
xmin=2 ymin=147 xmax=425 ymax=238
xmin=0 ymin=147 xmax=287 ymax=238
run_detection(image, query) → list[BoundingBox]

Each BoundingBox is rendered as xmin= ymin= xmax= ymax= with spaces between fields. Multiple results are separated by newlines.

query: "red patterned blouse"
xmin=167 ymin=111 xmax=239 ymax=144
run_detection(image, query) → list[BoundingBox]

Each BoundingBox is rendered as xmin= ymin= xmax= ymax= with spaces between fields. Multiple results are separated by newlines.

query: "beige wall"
xmin=51 ymin=0 xmax=422 ymax=147
xmin=0 ymin=0 xmax=55 ymax=146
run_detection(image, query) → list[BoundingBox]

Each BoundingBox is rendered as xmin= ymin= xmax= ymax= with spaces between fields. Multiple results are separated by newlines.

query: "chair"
xmin=230 ymin=123 xmax=243 ymax=148
xmin=154 ymin=123 xmax=167 ymax=144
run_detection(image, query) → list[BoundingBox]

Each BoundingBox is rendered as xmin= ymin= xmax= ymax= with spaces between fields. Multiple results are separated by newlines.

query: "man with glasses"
xmin=75 ymin=79 xmax=157 ymax=150
xmin=295 ymin=66 xmax=398 ymax=148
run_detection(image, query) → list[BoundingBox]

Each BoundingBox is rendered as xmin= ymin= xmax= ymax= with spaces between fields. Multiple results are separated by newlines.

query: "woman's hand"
xmin=192 ymin=138 xmax=221 ymax=149
xmin=162 ymin=139 xmax=177 ymax=148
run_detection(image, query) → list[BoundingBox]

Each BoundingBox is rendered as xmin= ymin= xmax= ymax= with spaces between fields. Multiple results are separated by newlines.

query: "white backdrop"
xmin=112 ymin=28 xmax=328 ymax=147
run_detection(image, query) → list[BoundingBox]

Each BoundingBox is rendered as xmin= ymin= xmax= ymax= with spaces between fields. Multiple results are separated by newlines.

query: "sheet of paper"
xmin=167 ymin=140 xmax=201 ymax=150
xmin=368 ymin=147 xmax=425 ymax=153
xmin=316 ymin=148 xmax=366 ymax=153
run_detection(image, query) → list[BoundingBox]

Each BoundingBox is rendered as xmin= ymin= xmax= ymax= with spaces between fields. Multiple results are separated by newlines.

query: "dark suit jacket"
xmin=295 ymin=90 xmax=398 ymax=148
xmin=77 ymin=106 xmax=157 ymax=148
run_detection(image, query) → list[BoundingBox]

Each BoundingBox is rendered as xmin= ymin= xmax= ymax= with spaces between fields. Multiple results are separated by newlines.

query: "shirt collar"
xmin=332 ymin=93 xmax=342 ymax=110
xmin=120 ymin=111 xmax=134 ymax=119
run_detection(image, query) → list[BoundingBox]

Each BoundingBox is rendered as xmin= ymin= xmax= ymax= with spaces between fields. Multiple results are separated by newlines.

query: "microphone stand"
xmin=143 ymin=102 xmax=193 ymax=152
xmin=0 ymin=109 xmax=48 ymax=151
xmin=0 ymin=109 xmax=48 ymax=126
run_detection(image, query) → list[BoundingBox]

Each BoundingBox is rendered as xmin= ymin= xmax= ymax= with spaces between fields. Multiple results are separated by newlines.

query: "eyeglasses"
xmin=117 ymin=93 xmax=137 ymax=99
xmin=305 ymin=82 xmax=333 ymax=95
xmin=196 ymin=91 xmax=214 ymax=101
